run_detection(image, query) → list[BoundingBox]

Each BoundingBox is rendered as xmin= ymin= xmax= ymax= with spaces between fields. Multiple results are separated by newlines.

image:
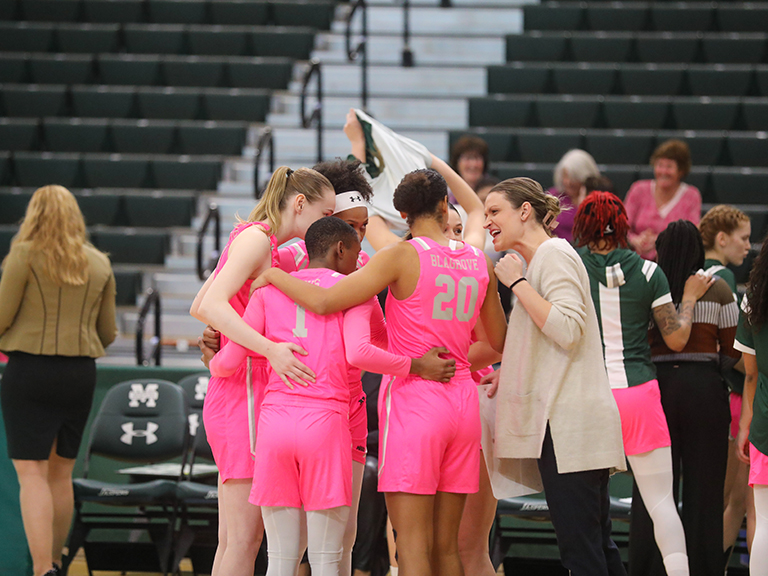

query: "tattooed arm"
xmin=652 ymin=274 xmax=714 ymax=352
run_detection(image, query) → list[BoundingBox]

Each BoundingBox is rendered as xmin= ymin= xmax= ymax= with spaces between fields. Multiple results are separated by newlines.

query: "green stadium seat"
xmin=82 ymin=0 xmax=145 ymax=23
xmin=187 ymin=26 xmax=248 ymax=56
xmin=56 ymin=23 xmax=121 ymax=53
xmin=603 ymin=96 xmax=671 ymax=129
xmin=687 ymin=65 xmax=753 ymax=97
xmin=250 ymin=27 xmax=315 ymax=59
xmin=506 ymin=33 xmax=568 ymax=63
xmin=1 ymin=84 xmax=67 ymax=117
xmin=516 ymin=128 xmax=583 ymax=163
xmin=757 ymin=68 xmax=768 ymax=97
xmin=91 ymin=229 xmax=168 ymax=264
xmin=76 ymin=192 xmax=121 ymax=225
xmin=123 ymin=192 xmax=196 ymax=227
xmin=684 ymin=167 xmax=712 ymax=201
xmin=0 ymin=226 xmax=16 ymax=259
xmin=20 ymin=0 xmax=81 ymax=22
xmin=71 ymin=85 xmax=137 ymax=118
xmin=82 ymin=154 xmax=151 ymax=188
xmin=671 ymin=97 xmax=740 ymax=131
xmin=162 ymin=56 xmax=225 ymax=87
xmin=148 ymin=0 xmax=208 ymax=24
xmin=600 ymin=165 xmax=638 ymax=199
xmin=201 ymin=87 xmax=270 ymax=121
xmin=176 ymin=121 xmax=246 ymax=155
xmin=727 ymin=133 xmax=768 ymax=168
xmin=0 ymin=22 xmax=54 ymax=52
xmin=711 ymin=167 xmax=768 ymax=204
xmin=536 ymin=95 xmax=601 ymax=128
xmin=136 ymin=86 xmax=202 ymax=119
xmin=123 ymin=24 xmax=185 ymax=55
xmin=0 ymin=152 xmax=11 ymax=185
xmin=585 ymin=5 xmax=649 ymax=32
xmin=469 ymin=96 xmax=534 ymax=128
xmin=492 ymin=162 xmax=554 ymax=188
xmin=0 ymin=189 xmax=32 ymax=224
xmin=151 ymin=155 xmax=221 ymax=189
xmin=717 ymin=5 xmax=768 ymax=33
xmin=488 ymin=64 xmax=551 ymax=95
xmin=635 ymin=33 xmax=700 ymax=63
xmin=743 ymin=99 xmax=768 ymax=131
xmin=98 ymin=54 xmax=162 ymax=86
xmin=618 ymin=64 xmax=685 ymax=96
xmin=523 ymin=4 xmax=584 ymax=32
xmin=0 ymin=54 xmax=30 ymax=84
xmin=650 ymin=5 xmax=713 ymax=32
xmin=585 ymin=131 xmax=654 ymax=165
xmin=13 ymin=152 xmax=82 ymax=188
xmin=656 ymin=131 xmax=725 ymax=165
xmin=271 ymin=0 xmax=335 ymax=29
xmin=571 ymin=32 xmax=633 ymax=63
xmin=701 ymin=34 xmax=766 ymax=65
xmin=226 ymin=57 xmax=293 ymax=89
xmin=210 ymin=0 xmax=268 ymax=25
xmin=0 ymin=118 xmax=39 ymax=151
xmin=551 ymin=63 xmax=617 ymax=95
xmin=0 ymin=0 xmax=18 ymax=19
xmin=113 ymin=269 xmax=143 ymax=305
xmin=29 ymin=54 xmax=94 ymax=85
xmin=42 ymin=118 xmax=109 ymax=153
xmin=464 ymin=129 xmax=518 ymax=162
xmin=110 ymin=119 xmax=176 ymax=154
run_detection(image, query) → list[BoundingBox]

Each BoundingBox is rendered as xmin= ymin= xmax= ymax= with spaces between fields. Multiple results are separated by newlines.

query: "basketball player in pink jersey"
xmin=207 ymin=217 xmax=456 ymax=576
xmin=253 ymin=169 xmax=508 ymax=576
xmin=190 ymin=167 xmax=336 ymax=576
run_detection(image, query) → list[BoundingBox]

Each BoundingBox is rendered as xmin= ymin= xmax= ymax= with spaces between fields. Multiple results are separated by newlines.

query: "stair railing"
xmin=136 ymin=288 xmax=161 ymax=366
xmin=253 ymin=126 xmax=274 ymax=199
xmin=345 ymin=0 xmax=368 ymax=109
xmin=196 ymin=202 xmax=221 ymax=281
xmin=300 ymin=58 xmax=323 ymax=164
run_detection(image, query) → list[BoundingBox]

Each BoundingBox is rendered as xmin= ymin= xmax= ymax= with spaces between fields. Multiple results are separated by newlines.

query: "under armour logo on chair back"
xmin=120 ymin=422 xmax=160 ymax=445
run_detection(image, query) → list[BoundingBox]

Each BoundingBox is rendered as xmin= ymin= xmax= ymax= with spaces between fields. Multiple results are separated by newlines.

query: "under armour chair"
xmin=64 ymin=379 xmax=190 ymax=576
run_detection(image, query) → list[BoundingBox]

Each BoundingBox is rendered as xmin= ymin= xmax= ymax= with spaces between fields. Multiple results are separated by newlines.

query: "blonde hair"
xmin=5 ymin=185 xmax=90 ymax=285
xmin=699 ymin=204 xmax=750 ymax=250
xmin=247 ymin=166 xmax=333 ymax=234
xmin=491 ymin=177 xmax=562 ymax=237
xmin=553 ymin=149 xmax=600 ymax=192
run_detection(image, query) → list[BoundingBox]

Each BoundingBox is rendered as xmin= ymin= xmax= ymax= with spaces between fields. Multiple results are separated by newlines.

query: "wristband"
xmin=509 ymin=277 xmax=527 ymax=290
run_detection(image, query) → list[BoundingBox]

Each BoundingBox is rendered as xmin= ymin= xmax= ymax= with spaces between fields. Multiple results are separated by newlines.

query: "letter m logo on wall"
xmin=128 ymin=383 xmax=159 ymax=408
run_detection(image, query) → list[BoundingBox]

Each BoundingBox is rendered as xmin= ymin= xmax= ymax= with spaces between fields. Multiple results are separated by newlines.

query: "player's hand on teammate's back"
xmin=412 ymin=347 xmax=456 ymax=383
xmin=266 ymin=341 xmax=315 ymax=389
xmin=480 ymin=369 xmax=500 ymax=398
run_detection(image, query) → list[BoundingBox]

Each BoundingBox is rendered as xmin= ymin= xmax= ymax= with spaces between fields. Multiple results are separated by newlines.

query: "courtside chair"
xmin=65 ymin=379 xmax=190 ymax=576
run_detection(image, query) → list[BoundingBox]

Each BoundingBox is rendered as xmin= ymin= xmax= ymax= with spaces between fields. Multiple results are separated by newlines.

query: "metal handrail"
xmin=253 ymin=127 xmax=274 ymax=199
xmin=300 ymin=58 xmax=323 ymax=164
xmin=402 ymin=0 xmax=414 ymax=67
xmin=345 ymin=0 xmax=368 ymax=108
xmin=196 ymin=203 xmax=221 ymax=281
xmin=136 ymin=288 xmax=161 ymax=366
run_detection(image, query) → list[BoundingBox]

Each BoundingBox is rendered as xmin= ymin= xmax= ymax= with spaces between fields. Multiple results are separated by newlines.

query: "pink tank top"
xmin=386 ymin=237 xmax=489 ymax=376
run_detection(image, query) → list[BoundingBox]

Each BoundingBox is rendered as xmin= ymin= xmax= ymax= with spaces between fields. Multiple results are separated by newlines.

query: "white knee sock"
xmin=752 ymin=485 xmax=768 ymax=576
xmin=341 ymin=462 xmax=365 ymax=576
xmin=306 ymin=506 xmax=350 ymax=576
xmin=262 ymin=506 xmax=302 ymax=576
xmin=629 ymin=448 xmax=689 ymax=576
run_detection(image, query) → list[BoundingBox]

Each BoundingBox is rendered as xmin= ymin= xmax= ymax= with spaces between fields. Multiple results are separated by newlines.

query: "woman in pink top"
xmin=190 ymin=166 xmax=336 ymax=576
xmin=253 ymin=168 xmax=508 ymax=576
xmin=625 ymin=139 xmax=702 ymax=260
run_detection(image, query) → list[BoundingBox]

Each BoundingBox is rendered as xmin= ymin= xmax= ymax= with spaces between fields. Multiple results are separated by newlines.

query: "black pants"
xmin=538 ymin=425 xmax=627 ymax=576
xmin=628 ymin=361 xmax=730 ymax=576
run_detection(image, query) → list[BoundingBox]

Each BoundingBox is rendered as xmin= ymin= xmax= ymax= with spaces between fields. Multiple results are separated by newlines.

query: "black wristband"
xmin=509 ymin=277 xmax=527 ymax=290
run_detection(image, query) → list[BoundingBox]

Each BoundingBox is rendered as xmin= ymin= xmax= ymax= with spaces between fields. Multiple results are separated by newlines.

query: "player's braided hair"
xmin=573 ymin=191 xmax=629 ymax=250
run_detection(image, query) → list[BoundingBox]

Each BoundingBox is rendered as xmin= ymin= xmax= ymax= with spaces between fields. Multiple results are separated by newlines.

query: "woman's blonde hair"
xmin=490 ymin=177 xmax=562 ymax=237
xmin=699 ymin=204 xmax=750 ymax=250
xmin=247 ymin=166 xmax=333 ymax=234
xmin=5 ymin=185 xmax=90 ymax=285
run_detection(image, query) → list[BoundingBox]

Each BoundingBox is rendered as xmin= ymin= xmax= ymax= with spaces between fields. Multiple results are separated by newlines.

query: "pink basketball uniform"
xmin=379 ymin=237 xmax=489 ymax=494
xmin=202 ymin=221 xmax=276 ymax=482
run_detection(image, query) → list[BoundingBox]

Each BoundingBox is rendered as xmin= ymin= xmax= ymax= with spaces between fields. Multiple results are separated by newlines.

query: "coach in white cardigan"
xmin=482 ymin=177 xmax=626 ymax=576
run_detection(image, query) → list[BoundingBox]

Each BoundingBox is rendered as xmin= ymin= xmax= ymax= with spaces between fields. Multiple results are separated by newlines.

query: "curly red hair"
xmin=573 ymin=191 xmax=629 ymax=250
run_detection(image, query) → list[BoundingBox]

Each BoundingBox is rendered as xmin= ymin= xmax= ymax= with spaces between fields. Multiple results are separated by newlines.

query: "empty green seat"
xmin=671 ymin=97 xmax=739 ymax=131
xmin=123 ymin=24 xmax=185 ymax=55
xmin=29 ymin=54 xmax=94 ymax=85
xmin=13 ymin=152 xmax=82 ymax=188
xmin=656 ymin=131 xmax=724 ymax=165
xmin=0 ymin=22 xmax=54 ymax=52
xmin=0 ymin=226 xmax=16 ymax=259
xmin=488 ymin=64 xmax=550 ymax=95
xmin=110 ymin=119 xmax=176 ymax=154
xmin=0 ymin=153 xmax=10 ymax=185
xmin=551 ymin=64 xmax=616 ymax=95
xmin=717 ymin=6 xmax=768 ymax=34
xmin=727 ymin=134 xmax=768 ymax=168
xmin=523 ymin=4 xmax=584 ymax=32
xmin=210 ymin=0 xmax=268 ymax=25
xmin=187 ymin=26 xmax=248 ymax=56
xmin=0 ymin=1 xmax=18 ymax=19
xmin=163 ymin=56 xmax=225 ymax=87
xmin=685 ymin=167 xmax=712 ymax=200
xmin=516 ymin=128 xmax=583 ymax=163
xmin=43 ymin=118 xmax=109 ymax=153
xmin=711 ymin=167 xmax=768 ymax=204
xmin=571 ymin=33 xmax=633 ymax=63
xmin=743 ymin=99 xmax=768 ymax=131
xmin=201 ymin=88 xmax=269 ymax=121
xmin=0 ymin=54 xmax=30 ymax=84
xmin=635 ymin=34 xmax=700 ymax=63
xmin=82 ymin=154 xmax=150 ymax=188
xmin=136 ymin=86 xmax=202 ymax=119
xmin=113 ymin=269 xmax=143 ymax=305
xmin=651 ymin=5 xmax=713 ymax=32
xmin=618 ymin=64 xmax=685 ymax=96
xmin=469 ymin=96 xmax=534 ymax=128
xmin=56 ymin=24 xmax=120 ymax=53
xmin=492 ymin=162 xmax=554 ymax=188
xmin=271 ymin=0 xmax=335 ymax=29
xmin=0 ymin=189 xmax=32 ymax=224
xmin=20 ymin=0 xmax=81 ymax=22
xmin=600 ymin=165 xmax=638 ymax=199
xmin=250 ymin=27 xmax=315 ymax=59
xmin=702 ymin=34 xmax=766 ymax=65
xmin=148 ymin=0 xmax=208 ymax=24
xmin=71 ymin=85 xmax=137 ymax=118
xmin=177 ymin=121 xmax=246 ymax=155
xmin=123 ymin=192 xmax=196 ymax=227
xmin=536 ymin=95 xmax=601 ymax=128
xmin=98 ymin=54 xmax=162 ymax=86
xmin=151 ymin=155 xmax=221 ymax=189
xmin=1 ymin=84 xmax=67 ymax=117
xmin=0 ymin=118 xmax=39 ymax=151
xmin=506 ymin=33 xmax=568 ymax=63
xmin=687 ymin=65 xmax=753 ymax=97
xmin=448 ymin=129 xmax=516 ymax=163
xmin=76 ymin=192 xmax=121 ymax=225
xmin=82 ymin=0 xmax=145 ymax=23
xmin=226 ymin=57 xmax=293 ymax=89
xmin=603 ymin=96 xmax=671 ymax=130
xmin=91 ymin=229 xmax=168 ymax=265
xmin=586 ymin=5 xmax=649 ymax=32
xmin=757 ymin=68 xmax=768 ymax=97
xmin=585 ymin=131 xmax=654 ymax=165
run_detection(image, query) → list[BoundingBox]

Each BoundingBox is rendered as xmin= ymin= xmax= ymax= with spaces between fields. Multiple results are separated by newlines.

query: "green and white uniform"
xmin=706 ymin=258 xmax=743 ymax=394
xmin=579 ymin=247 xmax=672 ymax=389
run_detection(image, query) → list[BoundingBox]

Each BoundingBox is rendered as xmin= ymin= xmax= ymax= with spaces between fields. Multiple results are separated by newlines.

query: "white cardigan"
xmin=495 ymin=238 xmax=625 ymax=495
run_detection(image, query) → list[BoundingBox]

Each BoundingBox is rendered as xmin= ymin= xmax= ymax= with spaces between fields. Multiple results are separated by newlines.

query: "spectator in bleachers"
xmin=625 ymin=140 xmax=702 ymax=261
xmin=450 ymin=135 xmax=490 ymax=193
xmin=548 ymin=149 xmax=601 ymax=244
xmin=0 ymin=185 xmax=117 ymax=576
